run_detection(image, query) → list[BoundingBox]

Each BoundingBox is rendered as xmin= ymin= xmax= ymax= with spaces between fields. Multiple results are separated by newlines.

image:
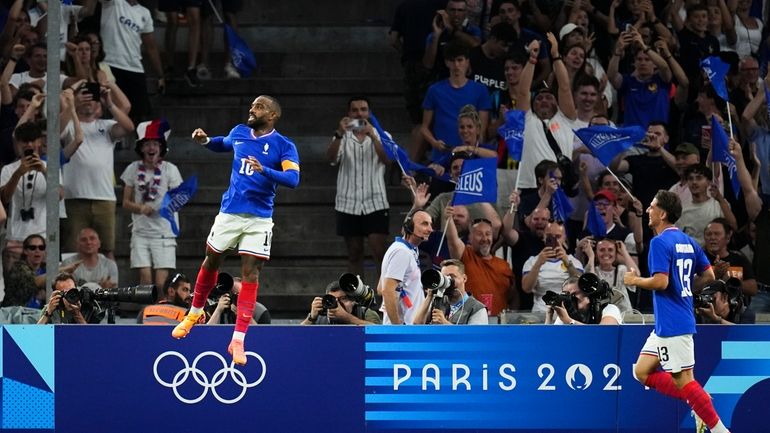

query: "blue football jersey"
xmin=647 ymin=227 xmax=711 ymax=337
xmin=210 ymin=125 xmax=300 ymax=218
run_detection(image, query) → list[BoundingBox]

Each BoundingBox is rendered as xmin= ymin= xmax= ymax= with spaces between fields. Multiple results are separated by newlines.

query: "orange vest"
xmin=141 ymin=303 xmax=188 ymax=325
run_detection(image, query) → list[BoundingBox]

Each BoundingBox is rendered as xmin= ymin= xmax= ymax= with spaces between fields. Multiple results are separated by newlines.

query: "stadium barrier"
xmin=0 ymin=325 xmax=767 ymax=432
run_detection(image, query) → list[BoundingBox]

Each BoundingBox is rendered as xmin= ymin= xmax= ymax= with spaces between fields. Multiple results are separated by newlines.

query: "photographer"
xmin=695 ymin=280 xmax=756 ymax=325
xmin=545 ymin=275 xmax=623 ymax=325
xmin=302 ymin=280 xmax=381 ymax=325
xmin=413 ymin=259 xmax=488 ymax=325
xmin=37 ymin=273 xmax=87 ymax=324
xmin=207 ymin=276 xmax=271 ymax=325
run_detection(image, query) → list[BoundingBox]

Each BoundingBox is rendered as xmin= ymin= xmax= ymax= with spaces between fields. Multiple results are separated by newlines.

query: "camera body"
xmin=346 ymin=119 xmax=365 ymax=131
xmin=20 ymin=207 xmax=35 ymax=221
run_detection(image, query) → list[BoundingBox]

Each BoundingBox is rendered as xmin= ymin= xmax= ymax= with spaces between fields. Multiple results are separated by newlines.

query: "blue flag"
xmin=497 ymin=109 xmax=525 ymax=161
xmin=224 ymin=24 xmax=257 ymax=77
xmin=709 ymin=116 xmax=740 ymax=200
xmin=159 ymin=175 xmax=198 ymax=236
xmin=451 ymin=158 xmax=497 ymax=206
xmin=368 ymin=112 xmax=446 ymax=180
xmin=551 ymin=169 xmax=574 ymax=223
xmin=573 ymin=125 xmax=646 ymax=166
xmin=701 ymin=56 xmax=730 ymax=101
xmin=586 ymin=201 xmax=607 ymax=238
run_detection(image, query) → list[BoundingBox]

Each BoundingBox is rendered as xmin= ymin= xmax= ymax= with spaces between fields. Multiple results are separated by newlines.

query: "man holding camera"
xmin=302 ymin=280 xmax=381 ymax=325
xmin=413 ymin=259 xmax=487 ymax=324
xmin=623 ymin=190 xmax=730 ymax=433
xmin=1 ymin=121 xmax=47 ymax=268
xmin=522 ymin=220 xmax=583 ymax=313
xmin=37 ymin=273 xmax=87 ymax=324
xmin=695 ymin=280 xmax=755 ymax=325
xmin=545 ymin=276 xmax=623 ymax=325
xmin=327 ymin=96 xmax=390 ymax=278
xmin=379 ymin=210 xmax=433 ymax=324
xmin=207 ymin=276 xmax=271 ymax=325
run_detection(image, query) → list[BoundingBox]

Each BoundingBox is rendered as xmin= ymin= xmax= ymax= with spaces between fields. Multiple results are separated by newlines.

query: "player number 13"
xmin=677 ymin=258 xmax=693 ymax=297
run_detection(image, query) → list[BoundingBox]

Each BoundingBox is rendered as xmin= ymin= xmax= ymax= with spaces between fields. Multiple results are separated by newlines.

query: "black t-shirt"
xmin=705 ymin=250 xmax=756 ymax=282
xmin=676 ymin=28 xmax=720 ymax=81
xmin=469 ymin=45 xmax=507 ymax=93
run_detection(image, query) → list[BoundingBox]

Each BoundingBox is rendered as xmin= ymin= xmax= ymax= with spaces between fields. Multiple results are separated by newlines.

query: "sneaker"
xmin=196 ymin=64 xmax=211 ymax=80
xmin=184 ymin=68 xmax=201 ymax=87
xmin=224 ymin=62 xmax=241 ymax=79
xmin=171 ymin=312 xmax=202 ymax=339
xmin=227 ymin=339 xmax=247 ymax=365
xmin=691 ymin=410 xmax=706 ymax=433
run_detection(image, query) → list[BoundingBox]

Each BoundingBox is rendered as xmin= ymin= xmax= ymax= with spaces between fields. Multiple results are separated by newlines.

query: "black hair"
xmin=707 ymin=217 xmax=735 ymax=236
xmin=52 ymin=272 xmax=76 ymax=290
xmin=647 ymin=120 xmax=669 ymax=135
xmin=13 ymin=121 xmax=44 ymax=143
xmin=443 ymin=42 xmax=470 ymax=61
xmin=534 ymin=160 xmax=560 ymax=182
xmin=347 ymin=95 xmax=370 ymax=109
xmin=653 ymin=190 xmax=682 ymax=224
xmin=684 ymin=163 xmax=713 ymax=182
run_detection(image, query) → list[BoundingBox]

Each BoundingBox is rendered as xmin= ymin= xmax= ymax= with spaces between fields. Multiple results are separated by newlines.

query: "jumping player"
xmin=172 ymin=95 xmax=300 ymax=365
xmin=624 ymin=190 xmax=729 ymax=433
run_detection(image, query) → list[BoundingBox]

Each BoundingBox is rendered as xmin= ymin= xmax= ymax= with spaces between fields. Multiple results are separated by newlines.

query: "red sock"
xmin=645 ymin=371 xmax=684 ymax=400
xmin=191 ymin=267 xmax=218 ymax=309
xmin=681 ymin=380 xmax=720 ymax=429
xmin=235 ymin=281 xmax=258 ymax=333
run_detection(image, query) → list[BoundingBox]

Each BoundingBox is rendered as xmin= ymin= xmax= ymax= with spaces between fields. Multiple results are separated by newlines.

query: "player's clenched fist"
xmin=191 ymin=128 xmax=209 ymax=145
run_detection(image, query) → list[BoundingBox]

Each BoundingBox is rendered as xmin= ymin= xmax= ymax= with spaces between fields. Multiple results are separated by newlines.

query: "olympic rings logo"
xmin=153 ymin=350 xmax=267 ymax=404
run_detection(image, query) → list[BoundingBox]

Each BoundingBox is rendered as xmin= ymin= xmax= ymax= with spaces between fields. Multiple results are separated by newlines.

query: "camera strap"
xmin=21 ymin=171 xmax=38 ymax=211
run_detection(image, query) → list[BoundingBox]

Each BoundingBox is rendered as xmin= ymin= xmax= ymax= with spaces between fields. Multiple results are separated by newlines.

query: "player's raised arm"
xmin=192 ymin=127 xmax=230 ymax=152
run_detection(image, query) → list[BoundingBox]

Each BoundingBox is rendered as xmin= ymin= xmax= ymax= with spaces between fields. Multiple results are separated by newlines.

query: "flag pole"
xmin=509 ymin=163 xmax=521 ymax=214
xmin=397 ymin=159 xmax=416 ymax=196
xmin=435 ymin=217 xmax=451 ymax=257
xmin=606 ymin=167 xmax=637 ymax=203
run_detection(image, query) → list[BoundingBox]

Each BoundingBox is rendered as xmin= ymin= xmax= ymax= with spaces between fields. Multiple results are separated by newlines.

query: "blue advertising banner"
xmin=0 ymin=325 xmax=768 ymax=433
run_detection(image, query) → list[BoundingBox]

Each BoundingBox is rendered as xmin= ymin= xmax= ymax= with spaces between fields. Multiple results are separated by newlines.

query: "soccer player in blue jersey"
xmin=624 ymin=191 xmax=730 ymax=433
xmin=171 ymin=95 xmax=300 ymax=365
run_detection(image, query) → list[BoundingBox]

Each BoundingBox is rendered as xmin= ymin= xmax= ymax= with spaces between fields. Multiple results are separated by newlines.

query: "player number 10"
xmin=239 ymin=158 xmax=254 ymax=175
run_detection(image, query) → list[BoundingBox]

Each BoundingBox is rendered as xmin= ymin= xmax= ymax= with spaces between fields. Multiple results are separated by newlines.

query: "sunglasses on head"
xmin=25 ymin=244 xmax=45 ymax=251
xmin=472 ymin=218 xmax=492 ymax=225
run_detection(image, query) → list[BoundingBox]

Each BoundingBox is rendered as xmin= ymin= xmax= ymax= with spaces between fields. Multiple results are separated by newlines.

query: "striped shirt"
xmin=333 ymin=130 xmax=389 ymax=215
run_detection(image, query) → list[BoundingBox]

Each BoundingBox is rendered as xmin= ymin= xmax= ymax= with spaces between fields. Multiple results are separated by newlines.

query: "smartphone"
xmin=84 ymin=82 xmax=101 ymax=100
xmin=545 ymin=235 xmax=558 ymax=248
xmin=625 ymin=23 xmax=632 ymax=32
xmin=23 ymin=148 xmax=34 ymax=157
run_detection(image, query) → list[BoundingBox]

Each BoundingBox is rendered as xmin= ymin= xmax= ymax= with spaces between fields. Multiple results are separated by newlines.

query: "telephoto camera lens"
xmin=338 ymin=273 xmax=374 ymax=304
xmin=93 ymin=285 xmax=157 ymax=304
xmin=421 ymin=269 xmax=455 ymax=292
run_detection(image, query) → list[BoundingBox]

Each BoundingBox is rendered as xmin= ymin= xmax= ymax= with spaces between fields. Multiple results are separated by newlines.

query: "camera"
xmin=694 ymin=293 xmax=715 ymax=309
xmin=320 ymin=294 xmax=339 ymax=315
xmin=543 ymin=290 xmax=575 ymax=308
xmin=20 ymin=207 xmax=35 ymax=221
xmin=57 ymin=288 xmax=82 ymax=308
xmin=578 ymin=273 xmax=611 ymax=299
xmin=208 ymin=272 xmax=236 ymax=304
xmin=339 ymin=273 xmax=374 ymax=305
xmin=346 ymin=119 xmax=365 ymax=131
xmin=91 ymin=285 xmax=157 ymax=304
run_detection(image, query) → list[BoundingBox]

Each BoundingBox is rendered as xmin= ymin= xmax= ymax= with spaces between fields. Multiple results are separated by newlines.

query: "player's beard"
xmin=247 ymin=114 xmax=267 ymax=129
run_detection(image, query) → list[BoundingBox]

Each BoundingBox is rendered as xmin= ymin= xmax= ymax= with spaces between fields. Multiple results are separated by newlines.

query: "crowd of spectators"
xmin=0 ymin=0 xmax=768 ymax=327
